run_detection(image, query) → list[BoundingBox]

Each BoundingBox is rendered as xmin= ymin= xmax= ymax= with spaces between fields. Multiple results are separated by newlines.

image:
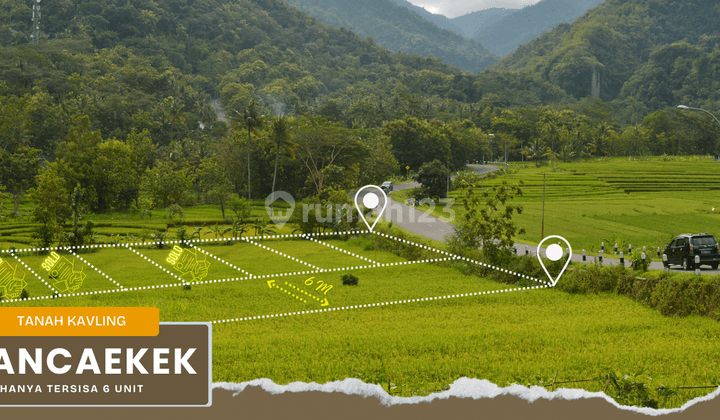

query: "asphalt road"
xmin=362 ymin=164 xmax=720 ymax=276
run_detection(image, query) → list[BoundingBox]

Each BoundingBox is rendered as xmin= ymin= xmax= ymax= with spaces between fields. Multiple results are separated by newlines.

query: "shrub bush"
xmin=630 ymin=251 xmax=652 ymax=271
xmin=176 ymin=226 xmax=188 ymax=242
xmin=341 ymin=274 xmax=359 ymax=285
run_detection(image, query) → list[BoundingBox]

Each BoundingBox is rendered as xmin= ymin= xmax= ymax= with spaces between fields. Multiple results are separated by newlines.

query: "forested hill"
xmin=280 ymin=0 xmax=499 ymax=73
xmin=474 ymin=0 xmax=605 ymax=56
xmin=0 ymin=0 xmax=569 ymax=151
xmin=488 ymin=0 xmax=720 ymax=110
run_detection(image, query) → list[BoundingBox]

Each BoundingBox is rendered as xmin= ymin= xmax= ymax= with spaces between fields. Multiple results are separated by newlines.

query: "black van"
xmin=663 ymin=233 xmax=720 ymax=270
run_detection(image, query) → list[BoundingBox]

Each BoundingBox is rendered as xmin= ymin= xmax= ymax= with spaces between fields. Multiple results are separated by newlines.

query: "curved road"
xmin=368 ymin=164 xmax=719 ymax=275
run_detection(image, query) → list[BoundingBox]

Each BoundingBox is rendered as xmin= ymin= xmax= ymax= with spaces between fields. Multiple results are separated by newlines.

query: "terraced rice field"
xmin=395 ymin=157 xmax=720 ymax=255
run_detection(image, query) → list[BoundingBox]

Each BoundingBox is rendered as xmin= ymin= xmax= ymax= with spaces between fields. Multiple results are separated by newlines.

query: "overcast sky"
xmin=407 ymin=0 xmax=542 ymax=18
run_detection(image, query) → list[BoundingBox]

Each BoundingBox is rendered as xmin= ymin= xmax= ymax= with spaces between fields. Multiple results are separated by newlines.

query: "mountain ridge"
xmin=475 ymin=0 xmax=606 ymax=56
xmin=451 ymin=8 xmax=519 ymax=39
xmin=282 ymin=0 xmax=499 ymax=73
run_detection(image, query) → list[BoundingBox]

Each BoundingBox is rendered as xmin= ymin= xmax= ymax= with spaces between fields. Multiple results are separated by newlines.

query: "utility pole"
xmin=446 ymin=164 xmax=450 ymax=200
xmin=489 ymin=133 xmax=494 ymax=163
xmin=541 ymin=173 xmax=546 ymax=240
xmin=31 ymin=0 xmax=41 ymax=44
xmin=504 ymin=138 xmax=508 ymax=178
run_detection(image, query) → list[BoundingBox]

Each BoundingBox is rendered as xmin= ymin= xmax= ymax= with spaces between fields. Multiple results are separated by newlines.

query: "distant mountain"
xmin=386 ymin=0 xmax=465 ymax=36
xmin=475 ymin=0 xmax=605 ymax=56
xmin=487 ymin=0 xmax=720 ymax=109
xmin=451 ymin=8 xmax=518 ymax=39
xmin=282 ymin=0 xmax=499 ymax=73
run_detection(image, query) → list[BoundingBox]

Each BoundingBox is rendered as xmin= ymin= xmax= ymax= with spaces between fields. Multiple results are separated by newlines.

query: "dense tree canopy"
xmin=489 ymin=0 xmax=720 ymax=110
xmin=282 ymin=0 xmax=498 ymax=73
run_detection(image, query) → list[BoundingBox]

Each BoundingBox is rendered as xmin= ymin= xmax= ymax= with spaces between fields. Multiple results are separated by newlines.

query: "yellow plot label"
xmin=0 ymin=258 xmax=27 ymax=300
xmin=42 ymin=252 xmax=86 ymax=293
xmin=167 ymin=245 xmax=210 ymax=282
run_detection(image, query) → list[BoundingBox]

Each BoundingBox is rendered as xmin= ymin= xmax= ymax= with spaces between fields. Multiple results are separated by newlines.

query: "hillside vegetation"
xmin=282 ymin=0 xmax=499 ymax=73
xmin=489 ymin=0 xmax=720 ymax=111
xmin=452 ymin=7 xmax=518 ymax=39
xmin=474 ymin=0 xmax=604 ymax=56
xmin=0 ymin=0 xmax=569 ymax=140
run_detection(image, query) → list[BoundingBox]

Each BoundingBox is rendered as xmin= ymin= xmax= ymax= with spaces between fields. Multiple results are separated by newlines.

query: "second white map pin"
xmin=354 ymin=185 xmax=388 ymax=232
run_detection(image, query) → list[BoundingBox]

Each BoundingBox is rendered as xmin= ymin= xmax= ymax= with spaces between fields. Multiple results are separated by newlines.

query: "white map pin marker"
xmin=537 ymin=235 xmax=572 ymax=286
xmin=354 ymin=185 xmax=388 ymax=232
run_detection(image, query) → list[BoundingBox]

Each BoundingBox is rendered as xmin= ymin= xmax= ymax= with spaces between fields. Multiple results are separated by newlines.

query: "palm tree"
xmin=161 ymin=96 xmax=186 ymax=144
xmin=190 ymin=225 xmax=204 ymax=241
xmin=205 ymin=223 xmax=232 ymax=240
xmin=558 ymin=143 xmax=576 ymax=163
xmin=590 ymin=122 xmax=612 ymax=157
xmin=521 ymin=139 xmax=548 ymax=168
xmin=269 ymin=115 xmax=295 ymax=214
xmin=150 ymin=230 xmax=168 ymax=249
xmin=237 ymin=99 xmax=266 ymax=212
xmin=231 ymin=218 xmax=249 ymax=239
xmin=253 ymin=217 xmax=277 ymax=239
xmin=541 ymin=122 xmax=561 ymax=155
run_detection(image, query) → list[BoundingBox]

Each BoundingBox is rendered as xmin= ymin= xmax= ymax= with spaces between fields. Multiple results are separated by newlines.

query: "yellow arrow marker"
xmin=285 ymin=282 xmax=324 ymax=303
xmin=268 ymin=279 xmax=307 ymax=303
xmin=276 ymin=284 xmax=307 ymax=303
xmin=285 ymin=282 xmax=330 ymax=307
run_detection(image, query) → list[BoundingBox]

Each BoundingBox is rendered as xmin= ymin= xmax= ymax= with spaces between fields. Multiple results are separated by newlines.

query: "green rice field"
xmin=394 ymin=157 xmax=720 ymax=255
xmin=2 ymin=234 xmax=720 ymax=408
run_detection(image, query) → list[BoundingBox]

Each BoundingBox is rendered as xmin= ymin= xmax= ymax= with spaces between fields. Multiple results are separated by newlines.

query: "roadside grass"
xmin=392 ymin=157 xmax=720 ymax=255
xmin=2 ymin=237 xmax=720 ymax=408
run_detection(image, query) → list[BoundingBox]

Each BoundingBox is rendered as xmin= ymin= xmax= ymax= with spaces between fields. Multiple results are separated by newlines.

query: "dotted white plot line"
xmin=302 ymin=234 xmax=379 ymax=266
xmin=211 ymin=284 xmax=551 ymax=324
xmin=243 ymin=238 xmax=322 ymax=271
xmin=10 ymin=251 xmax=60 ymax=295
xmin=377 ymin=257 xmax=457 ymax=268
xmin=460 ymin=256 xmax=550 ymax=286
xmin=0 ymin=255 xmax=461 ymax=305
xmin=65 ymin=248 xmax=126 ymax=291
xmin=372 ymin=231 xmax=549 ymax=286
xmin=0 ymin=230 xmax=375 ymax=255
xmin=185 ymin=242 xmax=254 ymax=278
xmin=0 ymin=232 xmax=546 ymax=303
xmin=124 ymin=245 xmax=189 ymax=286
xmin=372 ymin=231 xmax=450 ymax=257
xmin=0 ymin=287 xmax=125 ymax=303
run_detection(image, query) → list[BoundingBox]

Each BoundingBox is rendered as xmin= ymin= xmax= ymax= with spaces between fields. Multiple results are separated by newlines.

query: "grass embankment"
xmin=392 ymin=157 xmax=720 ymax=255
xmin=3 ymin=233 xmax=720 ymax=408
